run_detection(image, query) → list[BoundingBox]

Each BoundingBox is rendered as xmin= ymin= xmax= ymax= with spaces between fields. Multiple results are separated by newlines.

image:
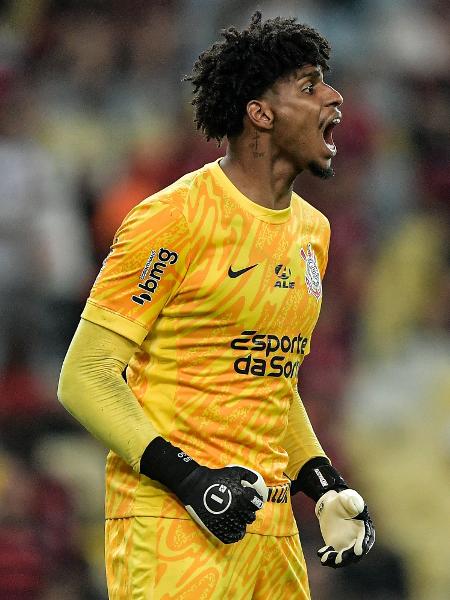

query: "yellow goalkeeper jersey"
xmin=82 ymin=159 xmax=330 ymax=536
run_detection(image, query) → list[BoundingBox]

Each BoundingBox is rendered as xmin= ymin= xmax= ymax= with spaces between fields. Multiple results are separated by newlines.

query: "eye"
xmin=302 ymin=83 xmax=314 ymax=95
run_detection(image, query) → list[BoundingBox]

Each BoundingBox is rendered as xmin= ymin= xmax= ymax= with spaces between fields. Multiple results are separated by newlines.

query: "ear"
xmin=246 ymin=99 xmax=273 ymax=131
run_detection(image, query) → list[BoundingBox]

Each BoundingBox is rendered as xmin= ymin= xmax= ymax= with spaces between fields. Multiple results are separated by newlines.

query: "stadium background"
xmin=0 ymin=0 xmax=448 ymax=598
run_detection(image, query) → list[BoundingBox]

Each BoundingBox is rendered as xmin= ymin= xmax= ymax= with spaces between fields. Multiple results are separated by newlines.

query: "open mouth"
xmin=321 ymin=117 xmax=341 ymax=157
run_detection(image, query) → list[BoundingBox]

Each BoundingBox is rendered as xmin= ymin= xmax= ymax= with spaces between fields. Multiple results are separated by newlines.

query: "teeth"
xmin=332 ymin=118 xmax=341 ymax=124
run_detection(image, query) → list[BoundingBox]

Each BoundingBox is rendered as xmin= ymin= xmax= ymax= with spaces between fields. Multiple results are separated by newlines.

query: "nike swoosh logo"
xmin=228 ymin=264 xmax=258 ymax=278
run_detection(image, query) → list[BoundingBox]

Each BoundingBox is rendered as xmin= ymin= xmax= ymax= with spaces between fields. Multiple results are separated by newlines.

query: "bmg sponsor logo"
xmin=131 ymin=247 xmax=178 ymax=305
xmin=231 ymin=330 xmax=309 ymax=378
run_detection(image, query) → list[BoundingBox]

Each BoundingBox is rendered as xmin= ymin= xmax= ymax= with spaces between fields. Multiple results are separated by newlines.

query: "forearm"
xmin=282 ymin=386 xmax=328 ymax=481
xmin=58 ymin=318 xmax=159 ymax=471
xmin=282 ymin=390 xmax=374 ymax=566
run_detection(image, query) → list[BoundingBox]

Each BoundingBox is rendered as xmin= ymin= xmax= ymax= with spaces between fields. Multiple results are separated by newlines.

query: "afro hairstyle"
xmin=185 ymin=11 xmax=331 ymax=143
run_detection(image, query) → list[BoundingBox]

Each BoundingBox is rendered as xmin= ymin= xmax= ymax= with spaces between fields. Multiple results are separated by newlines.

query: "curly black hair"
xmin=185 ymin=11 xmax=331 ymax=144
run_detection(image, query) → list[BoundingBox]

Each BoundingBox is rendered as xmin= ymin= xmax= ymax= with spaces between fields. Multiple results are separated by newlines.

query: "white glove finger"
xmin=335 ymin=542 xmax=359 ymax=566
xmin=339 ymin=526 xmax=376 ymax=566
xmin=335 ymin=549 xmax=345 ymax=565
xmin=319 ymin=544 xmax=358 ymax=569
xmin=339 ymin=489 xmax=365 ymax=518
xmin=353 ymin=527 xmax=365 ymax=556
xmin=241 ymin=479 xmax=268 ymax=503
xmin=323 ymin=550 xmax=343 ymax=568
xmin=226 ymin=464 xmax=268 ymax=503
xmin=321 ymin=550 xmax=335 ymax=565
xmin=319 ymin=547 xmax=336 ymax=565
xmin=318 ymin=545 xmax=333 ymax=557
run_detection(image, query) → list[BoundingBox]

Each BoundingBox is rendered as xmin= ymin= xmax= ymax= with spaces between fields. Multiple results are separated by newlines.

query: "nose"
xmin=325 ymin=84 xmax=343 ymax=108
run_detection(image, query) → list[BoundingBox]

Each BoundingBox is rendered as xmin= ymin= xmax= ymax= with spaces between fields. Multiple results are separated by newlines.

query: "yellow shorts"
xmin=105 ymin=516 xmax=311 ymax=600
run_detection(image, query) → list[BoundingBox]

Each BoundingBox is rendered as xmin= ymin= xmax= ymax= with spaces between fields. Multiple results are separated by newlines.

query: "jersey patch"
xmin=300 ymin=243 xmax=322 ymax=301
xmin=274 ymin=264 xmax=295 ymax=289
xmin=131 ymin=247 xmax=179 ymax=306
xmin=231 ymin=330 xmax=309 ymax=378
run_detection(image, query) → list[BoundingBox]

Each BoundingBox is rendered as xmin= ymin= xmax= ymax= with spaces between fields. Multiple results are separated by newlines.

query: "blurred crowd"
xmin=0 ymin=1 xmax=448 ymax=598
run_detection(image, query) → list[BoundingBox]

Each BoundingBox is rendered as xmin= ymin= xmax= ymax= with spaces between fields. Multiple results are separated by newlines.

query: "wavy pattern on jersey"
xmin=105 ymin=513 xmax=310 ymax=600
xmin=164 ymin=170 xmax=326 ymax=483
xmin=105 ymin=517 xmax=134 ymax=599
xmin=87 ymin=160 xmax=330 ymax=533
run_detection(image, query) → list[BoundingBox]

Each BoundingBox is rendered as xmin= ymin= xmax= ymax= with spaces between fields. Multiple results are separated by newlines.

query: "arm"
xmin=58 ymin=198 xmax=267 ymax=544
xmin=281 ymin=386 xmax=328 ymax=482
xmin=283 ymin=221 xmax=374 ymax=566
xmin=283 ymin=386 xmax=375 ymax=567
xmin=58 ymin=317 xmax=267 ymax=544
xmin=58 ymin=318 xmax=158 ymax=471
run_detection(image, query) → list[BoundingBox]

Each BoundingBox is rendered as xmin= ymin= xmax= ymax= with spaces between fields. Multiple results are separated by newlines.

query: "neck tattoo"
xmin=249 ymin=131 xmax=265 ymax=158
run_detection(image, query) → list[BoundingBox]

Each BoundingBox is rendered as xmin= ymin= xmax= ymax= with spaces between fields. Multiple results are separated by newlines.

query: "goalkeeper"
xmin=58 ymin=11 xmax=374 ymax=599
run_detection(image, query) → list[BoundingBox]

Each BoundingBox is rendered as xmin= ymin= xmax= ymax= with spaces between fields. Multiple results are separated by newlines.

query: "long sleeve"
xmin=58 ymin=318 xmax=159 ymax=471
xmin=281 ymin=386 xmax=328 ymax=481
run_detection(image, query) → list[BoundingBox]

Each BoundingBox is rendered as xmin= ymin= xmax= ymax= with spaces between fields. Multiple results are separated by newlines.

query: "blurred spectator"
xmin=0 ymin=449 xmax=101 ymax=599
xmin=343 ymin=214 xmax=450 ymax=599
xmin=0 ymin=66 xmax=93 ymax=377
xmin=92 ymin=121 xmax=221 ymax=257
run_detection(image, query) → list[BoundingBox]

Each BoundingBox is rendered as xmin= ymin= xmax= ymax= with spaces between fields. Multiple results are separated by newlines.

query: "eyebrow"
xmin=298 ymin=69 xmax=322 ymax=82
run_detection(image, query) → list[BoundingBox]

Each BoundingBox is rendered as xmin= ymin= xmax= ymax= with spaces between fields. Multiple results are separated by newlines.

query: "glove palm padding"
xmin=315 ymin=489 xmax=375 ymax=568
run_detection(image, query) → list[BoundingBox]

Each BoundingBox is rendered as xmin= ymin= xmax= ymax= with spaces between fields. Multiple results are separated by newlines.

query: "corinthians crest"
xmin=300 ymin=243 xmax=322 ymax=301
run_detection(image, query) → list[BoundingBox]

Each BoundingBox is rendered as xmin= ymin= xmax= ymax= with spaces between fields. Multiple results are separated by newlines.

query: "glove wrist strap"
xmin=292 ymin=457 xmax=348 ymax=502
xmin=140 ymin=436 xmax=199 ymax=493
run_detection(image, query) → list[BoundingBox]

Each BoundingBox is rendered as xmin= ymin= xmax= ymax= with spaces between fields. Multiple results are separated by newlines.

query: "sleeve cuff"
xmin=81 ymin=300 xmax=149 ymax=345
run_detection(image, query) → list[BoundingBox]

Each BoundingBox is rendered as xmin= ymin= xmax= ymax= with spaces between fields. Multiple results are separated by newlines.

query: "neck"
xmin=219 ymin=132 xmax=300 ymax=210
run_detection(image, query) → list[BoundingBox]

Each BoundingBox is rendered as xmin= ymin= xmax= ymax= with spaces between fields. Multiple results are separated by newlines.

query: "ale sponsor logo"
xmin=274 ymin=264 xmax=295 ymax=289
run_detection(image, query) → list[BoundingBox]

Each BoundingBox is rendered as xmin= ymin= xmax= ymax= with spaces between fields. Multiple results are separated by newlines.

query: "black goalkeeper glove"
xmin=291 ymin=457 xmax=375 ymax=568
xmin=140 ymin=437 xmax=268 ymax=544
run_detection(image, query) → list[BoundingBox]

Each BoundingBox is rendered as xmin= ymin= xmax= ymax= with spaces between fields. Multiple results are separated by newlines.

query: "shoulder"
xmin=132 ymin=163 xmax=215 ymax=220
xmin=118 ymin=163 xmax=214 ymax=231
xmin=292 ymin=192 xmax=330 ymax=237
xmin=293 ymin=193 xmax=331 ymax=277
xmin=292 ymin=192 xmax=330 ymax=229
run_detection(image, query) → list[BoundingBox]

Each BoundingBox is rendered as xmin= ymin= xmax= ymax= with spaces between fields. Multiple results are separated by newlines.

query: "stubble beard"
xmin=308 ymin=161 xmax=335 ymax=180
